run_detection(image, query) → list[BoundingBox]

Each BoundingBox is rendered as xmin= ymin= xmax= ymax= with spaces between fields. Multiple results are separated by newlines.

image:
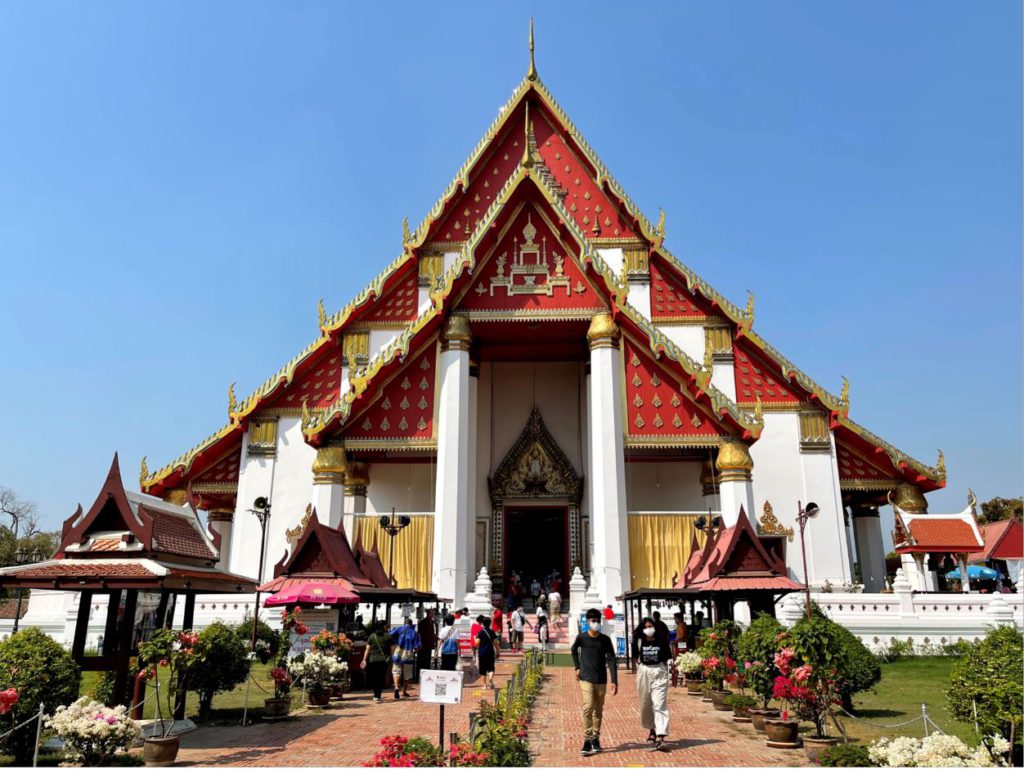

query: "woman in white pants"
xmin=635 ymin=617 xmax=672 ymax=751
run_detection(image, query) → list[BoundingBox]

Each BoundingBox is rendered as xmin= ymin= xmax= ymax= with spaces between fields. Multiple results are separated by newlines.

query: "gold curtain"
xmin=354 ymin=515 xmax=435 ymax=592
xmin=628 ymin=514 xmax=706 ymax=590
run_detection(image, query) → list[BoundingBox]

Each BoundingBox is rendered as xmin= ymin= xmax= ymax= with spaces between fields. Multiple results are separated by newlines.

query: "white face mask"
xmin=588 ymin=620 xmax=601 ymax=631
xmin=643 ymin=627 xmax=656 ymax=637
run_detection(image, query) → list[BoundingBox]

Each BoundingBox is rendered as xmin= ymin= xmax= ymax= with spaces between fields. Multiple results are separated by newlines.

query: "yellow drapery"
xmin=628 ymin=514 xmax=706 ymax=590
xmin=354 ymin=515 xmax=435 ymax=592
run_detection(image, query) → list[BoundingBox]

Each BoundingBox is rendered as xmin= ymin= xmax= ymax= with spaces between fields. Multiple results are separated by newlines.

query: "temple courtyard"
xmin=174 ymin=656 xmax=807 ymax=767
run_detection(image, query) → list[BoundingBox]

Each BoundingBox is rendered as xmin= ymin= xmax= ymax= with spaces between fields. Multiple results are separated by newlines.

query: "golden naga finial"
xmin=839 ymin=376 xmax=850 ymax=410
xmin=702 ymin=343 xmax=714 ymax=380
xmin=139 ymin=455 xmax=149 ymax=486
xmin=744 ymin=290 xmax=755 ymax=322
xmin=527 ymin=18 xmax=537 ymax=81
xmin=936 ymin=449 xmax=946 ymax=477
xmin=228 ymin=383 xmax=237 ymax=416
xmin=301 ymin=396 xmax=312 ymax=428
xmin=317 ymin=298 xmax=326 ymax=329
xmin=754 ymin=394 xmax=763 ymax=422
xmin=967 ymin=487 xmax=977 ymax=513
xmin=656 ymin=209 xmax=666 ymax=242
xmin=402 ymin=217 xmax=412 ymax=245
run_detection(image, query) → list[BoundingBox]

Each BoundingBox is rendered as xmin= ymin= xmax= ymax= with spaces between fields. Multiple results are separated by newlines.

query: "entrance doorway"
xmin=504 ymin=507 xmax=568 ymax=603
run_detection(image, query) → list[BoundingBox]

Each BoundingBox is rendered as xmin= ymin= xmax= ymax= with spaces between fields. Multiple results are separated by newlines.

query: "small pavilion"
xmin=0 ymin=455 xmax=256 ymax=704
xmin=892 ymin=492 xmax=985 ymax=591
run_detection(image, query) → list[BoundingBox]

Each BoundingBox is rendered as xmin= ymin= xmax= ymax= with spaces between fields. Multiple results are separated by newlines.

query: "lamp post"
xmin=248 ymin=496 xmax=271 ymax=649
xmin=378 ymin=508 xmax=411 ymax=586
xmin=797 ymin=501 xmax=820 ymax=619
xmin=11 ymin=547 xmax=43 ymax=634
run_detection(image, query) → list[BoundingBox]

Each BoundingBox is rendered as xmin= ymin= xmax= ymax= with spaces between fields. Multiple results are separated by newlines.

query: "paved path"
xmin=176 ymin=656 xmax=807 ymax=767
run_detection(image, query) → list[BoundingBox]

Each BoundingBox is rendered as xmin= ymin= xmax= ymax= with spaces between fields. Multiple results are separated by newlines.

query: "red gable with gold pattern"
xmin=456 ymin=200 xmax=605 ymax=314
xmin=733 ymin=339 xmax=801 ymax=407
xmin=622 ymin=335 xmax=727 ymax=445
xmin=358 ymin=269 xmax=418 ymax=325
xmin=836 ymin=442 xmax=898 ymax=489
xmin=265 ymin=352 xmax=343 ymax=411
xmin=649 ymin=258 xmax=721 ymax=322
xmin=342 ymin=344 xmax=437 ymax=444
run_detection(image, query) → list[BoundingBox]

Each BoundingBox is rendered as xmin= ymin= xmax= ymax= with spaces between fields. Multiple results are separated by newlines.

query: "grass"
xmin=836 ymin=657 xmax=978 ymax=745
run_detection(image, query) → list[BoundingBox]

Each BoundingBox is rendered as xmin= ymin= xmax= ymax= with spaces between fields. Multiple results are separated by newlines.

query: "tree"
xmin=947 ymin=625 xmax=1023 ymax=750
xmin=0 ymin=487 xmax=37 ymax=540
xmin=978 ymin=497 xmax=1023 ymax=525
xmin=0 ymin=488 xmax=57 ymax=599
xmin=189 ymin=622 xmax=250 ymax=719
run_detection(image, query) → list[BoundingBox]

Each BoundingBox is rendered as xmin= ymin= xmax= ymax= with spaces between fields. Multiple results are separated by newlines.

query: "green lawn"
xmin=837 ymin=657 xmax=978 ymax=745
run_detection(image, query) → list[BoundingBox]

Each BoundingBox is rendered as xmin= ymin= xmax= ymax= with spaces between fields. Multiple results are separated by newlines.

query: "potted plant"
xmin=785 ymin=617 xmax=850 ymax=761
xmin=310 ymin=630 xmax=354 ymax=699
xmin=675 ymin=651 xmax=704 ymax=695
xmin=288 ymin=651 xmax=348 ymax=708
xmin=724 ymin=692 xmax=757 ymax=722
xmin=46 ymin=697 xmax=141 ymax=766
xmin=737 ymin=614 xmax=784 ymax=731
xmin=137 ymin=629 xmax=205 ymax=766
xmin=263 ymin=608 xmax=308 ymax=719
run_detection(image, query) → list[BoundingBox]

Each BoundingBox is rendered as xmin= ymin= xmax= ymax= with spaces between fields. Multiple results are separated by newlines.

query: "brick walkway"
xmin=176 ymin=656 xmax=807 ymax=767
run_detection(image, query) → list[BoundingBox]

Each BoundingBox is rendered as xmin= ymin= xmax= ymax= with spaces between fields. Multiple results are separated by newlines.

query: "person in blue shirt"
xmin=390 ymin=617 xmax=421 ymax=699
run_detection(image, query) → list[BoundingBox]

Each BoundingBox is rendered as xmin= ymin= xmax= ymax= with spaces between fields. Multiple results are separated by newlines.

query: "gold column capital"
xmin=716 ymin=441 xmax=754 ymax=483
xmin=587 ymin=313 xmax=619 ymax=350
xmin=312 ymin=445 xmax=348 ymax=485
xmin=343 ymin=461 xmax=370 ymax=496
xmin=163 ymin=489 xmax=187 ymax=506
xmin=893 ymin=483 xmax=928 ymax=513
xmin=441 ymin=315 xmax=472 ymax=352
xmin=700 ymin=459 xmax=719 ymax=497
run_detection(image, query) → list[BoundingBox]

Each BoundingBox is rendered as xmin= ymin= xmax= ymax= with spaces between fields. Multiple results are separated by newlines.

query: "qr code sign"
xmin=434 ymin=682 xmax=447 ymax=698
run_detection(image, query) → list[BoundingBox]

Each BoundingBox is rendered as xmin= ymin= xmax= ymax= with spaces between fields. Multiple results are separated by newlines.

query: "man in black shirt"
xmin=570 ymin=608 xmax=618 ymax=756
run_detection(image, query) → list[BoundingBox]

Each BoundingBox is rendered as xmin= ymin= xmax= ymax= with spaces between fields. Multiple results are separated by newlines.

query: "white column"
xmin=852 ymin=508 xmax=887 ymax=593
xmin=341 ymin=462 xmax=369 ymax=544
xmin=957 ymin=554 xmax=971 ymax=593
xmin=466 ymin=363 xmax=479 ymax=597
xmin=311 ymin=445 xmax=347 ymax=530
xmin=230 ymin=431 xmax=275 ymax=579
xmin=432 ymin=316 xmax=472 ymax=601
xmin=716 ymin=441 xmax=755 ymax=528
xmin=586 ymin=313 xmax=630 ymax=603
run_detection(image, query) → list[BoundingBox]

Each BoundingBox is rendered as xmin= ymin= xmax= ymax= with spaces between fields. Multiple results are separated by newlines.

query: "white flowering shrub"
xmin=868 ymin=734 xmax=1010 ymax=767
xmin=287 ymin=652 xmax=349 ymax=691
xmin=46 ymin=697 xmax=141 ymax=766
xmin=675 ymin=651 xmax=703 ymax=675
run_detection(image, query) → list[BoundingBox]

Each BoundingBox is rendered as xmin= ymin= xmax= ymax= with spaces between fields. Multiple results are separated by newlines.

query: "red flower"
xmin=0 ymin=688 xmax=19 ymax=715
xmin=725 ymin=657 xmax=737 ymax=670
xmin=159 ymin=658 xmax=169 ymax=667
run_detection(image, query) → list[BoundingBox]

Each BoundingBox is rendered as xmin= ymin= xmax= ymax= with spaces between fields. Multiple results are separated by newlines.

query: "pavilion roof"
xmin=969 ymin=519 xmax=1024 ymax=563
xmin=0 ymin=557 xmax=254 ymax=593
xmin=892 ymin=493 xmax=985 ymax=554
xmin=270 ymin=508 xmax=374 ymax=587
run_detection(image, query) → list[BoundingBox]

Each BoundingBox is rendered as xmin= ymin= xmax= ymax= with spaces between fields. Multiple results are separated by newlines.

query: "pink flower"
xmin=793 ymin=664 xmax=813 ymax=683
xmin=709 ymin=632 xmax=718 ymax=640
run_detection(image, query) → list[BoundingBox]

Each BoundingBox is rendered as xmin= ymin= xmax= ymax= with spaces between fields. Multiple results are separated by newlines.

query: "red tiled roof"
xmin=699 ymin=576 xmax=801 ymax=591
xmin=258 ymin=576 xmax=357 ymax=593
xmin=970 ymin=520 xmax=1023 ymax=562
xmin=8 ymin=562 xmax=155 ymax=579
xmin=144 ymin=508 xmax=216 ymax=560
xmin=906 ymin=518 xmax=982 ymax=551
xmin=89 ymin=537 xmax=122 ymax=552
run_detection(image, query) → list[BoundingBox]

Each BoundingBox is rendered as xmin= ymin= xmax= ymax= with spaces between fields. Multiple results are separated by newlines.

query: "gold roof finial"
xmin=744 ymin=290 xmax=755 ymax=322
xmin=936 ymin=449 xmax=946 ymax=478
xmin=656 ymin=209 xmax=666 ymax=241
xmin=301 ymin=396 xmax=312 ymax=428
xmin=402 ymin=216 xmax=412 ymax=245
xmin=702 ymin=341 xmax=714 ymax=376
xmin=754 ymin=393 xmax=763 ymax=422
xmin=839 ymin=376 xmax=850 ymax=410
xmin=139 ymin=455 xmax=149 ymax=486
xmin=228 ymin=383 xmax=237 ymax=416
xmin=967 ymin=487 xmax=977 ymax=514
xmin=317 ymin=298 xmax=326 ymax=329
xmin=527 ymin=18 xmax=537 ymax=81
xmin=521 ymin=102 xmax=533 ymax=168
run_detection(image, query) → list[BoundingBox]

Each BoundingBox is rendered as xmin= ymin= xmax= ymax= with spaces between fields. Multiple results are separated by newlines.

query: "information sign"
xmin=419 ymin=670 xmax=464 ymax=705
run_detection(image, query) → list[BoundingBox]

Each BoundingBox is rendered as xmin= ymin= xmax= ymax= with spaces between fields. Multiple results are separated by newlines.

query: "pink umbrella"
xmin=262 ymin=578 xmax=360 ymax=606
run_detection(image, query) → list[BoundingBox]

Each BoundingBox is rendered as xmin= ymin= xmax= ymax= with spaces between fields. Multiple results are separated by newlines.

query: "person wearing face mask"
xmin=570 ymin=608 xmax=618 ymax=756
xmin=636 ymin=617 xmax=672 ymax=751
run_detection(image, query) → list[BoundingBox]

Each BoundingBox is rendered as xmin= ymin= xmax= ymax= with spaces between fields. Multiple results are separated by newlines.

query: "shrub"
xmin=736 ymin=613 xmax=783 ymax=708
xmin=698 ymin=619 xmax=743 ymax=690
xmin=234 ymin=612 xmax=280 ymax=663
xmin=868 ymin=734 xmax=1010 ymax=767
xmin=832 ymin=624 xmax=881 ymax=710
xmin=189 ymin=622 xmax=250 ymax=719
xmin=0 ymin=627 xmax=81 ymax=764
xmin=46 ymin=697 xmax=141 ymax=766
xmin=364 ymin=735 xmax=443 ymax=766
xmin=947 ymin=625 xmax=1023 ymax=749
xmin=818 ymin=742 xmax=871 ymax=766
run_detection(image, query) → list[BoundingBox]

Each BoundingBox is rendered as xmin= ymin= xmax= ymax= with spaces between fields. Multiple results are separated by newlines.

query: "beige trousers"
xmin=579 ymin=681 xmax=607 ymax=740
xmin=636 ymin=663 xmax=670 ymax=736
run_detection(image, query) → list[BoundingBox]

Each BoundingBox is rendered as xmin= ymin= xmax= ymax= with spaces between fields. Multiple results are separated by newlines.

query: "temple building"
xmin=114 ymin=32 xmax=952 ymax=622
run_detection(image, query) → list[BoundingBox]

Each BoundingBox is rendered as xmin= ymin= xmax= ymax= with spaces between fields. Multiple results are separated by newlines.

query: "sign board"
xmin=420 ymin=669 xmax=464 ymax=705
xmin=457 ymin=631 xmax=474 ymax=658
xmin=288 ymin=614 xmax=336 ymax=658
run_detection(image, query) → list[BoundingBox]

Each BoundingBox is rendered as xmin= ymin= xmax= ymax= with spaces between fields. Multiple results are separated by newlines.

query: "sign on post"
xmin=420 ymin=669 xmax=464 ymax=705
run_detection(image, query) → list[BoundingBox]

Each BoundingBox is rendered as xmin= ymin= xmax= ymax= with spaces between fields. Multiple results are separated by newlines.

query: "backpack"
xmin=441 ymin=628 xmax=459 ymax=655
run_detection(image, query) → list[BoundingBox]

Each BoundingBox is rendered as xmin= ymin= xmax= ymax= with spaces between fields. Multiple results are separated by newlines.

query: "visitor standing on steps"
xmin=571 ymin=607 xmax=618 ymax=757
xmin=511 ymin=605 xmax=531 ymax=652
xmin=535 ymin=605 xmax=549 ymax=650
xmin=548 ymin=588 xmax=562 ymax=620
xmin=635 ymin=617 xmax=672 ymax=751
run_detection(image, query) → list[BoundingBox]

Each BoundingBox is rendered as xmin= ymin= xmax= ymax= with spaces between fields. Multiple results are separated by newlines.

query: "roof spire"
xmin=521 ymin=101 xmax=533 ymax=168
xmin=527 ymin=18 xmax=537 ymax=81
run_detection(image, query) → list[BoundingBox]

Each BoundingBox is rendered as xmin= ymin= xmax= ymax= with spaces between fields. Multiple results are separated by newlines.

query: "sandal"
xmin=647 ymin=730 xmax=657 ymax=743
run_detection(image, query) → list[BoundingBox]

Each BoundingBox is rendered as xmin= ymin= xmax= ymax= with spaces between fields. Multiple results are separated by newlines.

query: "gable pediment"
xmin=489 ymin=407 xmax=582 ymax=502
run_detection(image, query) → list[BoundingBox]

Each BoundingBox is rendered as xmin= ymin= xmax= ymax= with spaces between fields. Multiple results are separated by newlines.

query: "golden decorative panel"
xmin=704 ymin=325 xmax=733 ymax=358
xmin=342 ymin=331 xmax=370 ymax=368
xmin=799 ymin=410 xmax=832 ymax=452
xmin=247 ymin=419 xmax=278 ymax=457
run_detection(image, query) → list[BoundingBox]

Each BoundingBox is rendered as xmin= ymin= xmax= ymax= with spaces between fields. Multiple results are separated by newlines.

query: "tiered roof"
xmin=140 ymin=42 xmax=945 ymax=498
xmin=892 ymin=492 xmax=985 ymax=554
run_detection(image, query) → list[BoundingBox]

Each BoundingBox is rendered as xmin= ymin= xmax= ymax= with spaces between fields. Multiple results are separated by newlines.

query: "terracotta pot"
xmin=709 ymin=689 xmax=731 ymax=711
xmin=685 ymin=679 xmax=704 ymax=696
xmin=749 ymin=708 xmax=780 ymax=733
xmin=263 ymin=696 xmax=291 ymax=719
xmin=763 ymin=718 xmax=801 ymax=747
xmin=307 ymin=688 xmax=332 ymax=707
xmin=143 ymin=736 xmax=180 ymax=767
xmin=330 ymin=683 xmax=346 ymax=700
xmin=803 ymin=736 xmax=839 ymax=762
xmin=732 ymin=703 xmax=752 ymax=721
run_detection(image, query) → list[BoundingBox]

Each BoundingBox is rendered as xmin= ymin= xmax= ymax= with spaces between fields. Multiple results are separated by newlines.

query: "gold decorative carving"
xmin=632 ymin=373 xmax=642 ymax=387
xmin=247 ymin=418 xmax=278 ymax=457
xmin=587 ymin=313 xmax=619 ymax=349
xmin=654 ymin=209 xmax=666 ymax=248
xmin=140 ymin=456 xmax=149 ymax=487
xmin=286 ymin=504 xmax=314 ymax=540
xmin=485 ymin=214 xmax=572 ymax=298
xmin=402 ymin=216 xmax=412 ymax=245
xmin=623 ymin=246 xmax=649 ymax=278
xmin=526 ymin=17 xmax=537 ymax=81
xmin=653 ymin=414 xmax=664 ymax=428
xmin=716 ymin=440 xmax=753 ymax=482
xmin=673 ymin=414 xmax=682 ymax=428
xmin=936 ymin=449 xmax=946 ymax=479
xmin=317 ymin=298 xmax=326 ymax=329
xmin=633 ymin=393 xmax=643 ymax=408
xmin=892 ymin=483 xmax=928 ymax=513
xmin=312 ymin=445 xmax=348 ymax=485
xmin=342 ymin=331 xmax=370 ymax=368
xmin=227 ymin=383 xmax=238 ymax=418
xmin=704 ymin=325 xmax=733 ymax=358
xmin=489 ymin=407 xmax=582 ymax=503
xmin=441 ymin=315 xmax=472 ymax=351
xmin=418 ymin=254 xmax=444 ymax=288
xmin=163 ymin=488 xmax=187 ymax=506
xmin=634 ymin=414 xmax=645 ymax=429
xmin=839 ymin=377 xmax=850 ymax=414
xmin=758 ymin=501 xmax=794 ymax=541
xmin=799 ymin=409 xmax=831 ymax=452
xmin=652 ymin=393 xmax=662 ymax=409
xmin=691 ymin=413 xmax=702 ymax=428
xmin=630 ymin=352 xmax=641 ymax=367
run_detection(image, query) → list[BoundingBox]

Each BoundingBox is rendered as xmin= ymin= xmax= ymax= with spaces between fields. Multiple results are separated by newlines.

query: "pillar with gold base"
xmin=432 ymin=315 xmax=472 ymax=600
xmin=586 ymin=313 xmax=630 ymax=604
xmin=311 ymin=445 xmax=347 ymax=530
xmin=715 ymin=441 xmax=755 ymax=528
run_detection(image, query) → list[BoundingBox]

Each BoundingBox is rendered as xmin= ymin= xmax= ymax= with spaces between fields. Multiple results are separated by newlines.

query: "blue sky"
xmin=0 ymin=2 xmax=1020 ymax=532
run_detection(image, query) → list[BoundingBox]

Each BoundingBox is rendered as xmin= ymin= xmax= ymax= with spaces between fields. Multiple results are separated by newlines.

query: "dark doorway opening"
xmin=504 ymin=507 xmax=568 ymax=599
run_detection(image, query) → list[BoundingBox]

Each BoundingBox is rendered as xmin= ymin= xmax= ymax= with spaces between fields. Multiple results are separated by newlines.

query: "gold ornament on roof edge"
xmin=744 ymin=290 xmax=755 ymax=324
xmin=758 ymin=501 xmax=794 ymax=542
xmin=936 ymin=449 xmax=946 ymax=478
xmin=839 ymin=377 xmax=850 ymax=411
xmin=317 ymin=298 xmax=326 ymax=329
xmin=139 ymin=456 xmax=149 ymax=486
xmin=286 ymin=504 xmax=314 ymax=540
xmin=227 ymin=383 xmax=238 ymax=416
xmin=402 ymin=217 xmax=412 ymax=244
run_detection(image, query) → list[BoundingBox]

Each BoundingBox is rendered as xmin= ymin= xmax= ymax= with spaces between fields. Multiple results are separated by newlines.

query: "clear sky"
xmin=0 ymin=2 xmax=1020 ymax=534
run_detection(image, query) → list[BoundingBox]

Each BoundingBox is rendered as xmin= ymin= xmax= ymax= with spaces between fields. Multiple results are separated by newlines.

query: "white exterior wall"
xmin=229 ymin=431 xmax=274 ymax=578
xmin=265 ymin=418 xmax=318 ymax=578
xmin=368 ymin=329 xmax=401 ymax=362
xmin=748 ymin=412 xmax=805 ymax=581
xmin=625 ymin=461 xmax=705 ymax=511
xmin=655 ymin=325 xmax=704 ymax=362
xmin=365 ymin=463 xmax=436 ymax=514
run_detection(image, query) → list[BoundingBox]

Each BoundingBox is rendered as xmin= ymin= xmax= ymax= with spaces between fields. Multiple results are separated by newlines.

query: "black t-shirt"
xmin=571 ymin=631 xmax=618 ymax=685
xmin=476 ymin=628 xmax=497 ymax=659
xmin=638 ymin=636 xmax=672 ymax=665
